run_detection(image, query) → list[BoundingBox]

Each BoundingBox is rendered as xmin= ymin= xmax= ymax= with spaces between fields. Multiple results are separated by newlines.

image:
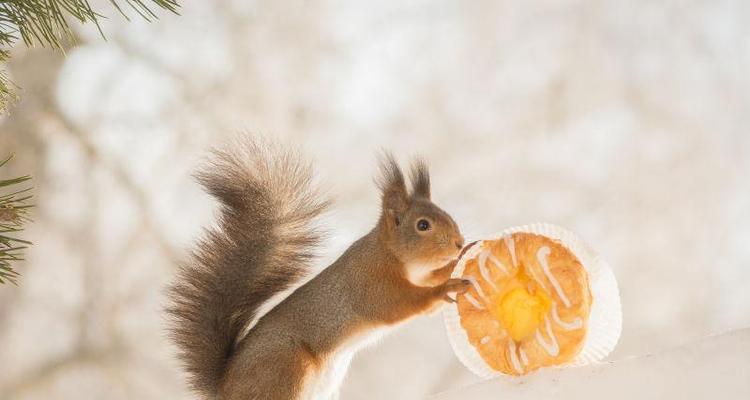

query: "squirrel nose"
xmin=455 ymin=237 xmax=465 ymax=250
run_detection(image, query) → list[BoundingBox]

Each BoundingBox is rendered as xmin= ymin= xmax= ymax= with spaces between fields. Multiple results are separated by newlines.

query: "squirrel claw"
xmin=458 ymin=241 xmax=479 ymax=258
xmin=440 ymin=279 xmax=470 ymax=303
xmin=443 ymin=278 xmax=471 ymax=295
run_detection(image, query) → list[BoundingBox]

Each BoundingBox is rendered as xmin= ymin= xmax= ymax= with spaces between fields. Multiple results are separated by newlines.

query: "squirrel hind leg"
xmin=221 ymin=342 xmax=318 ymax=400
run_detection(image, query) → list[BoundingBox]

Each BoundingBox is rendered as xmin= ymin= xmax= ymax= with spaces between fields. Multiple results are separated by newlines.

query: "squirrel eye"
xmin=416 ymin=219 xmax=431 ymax=231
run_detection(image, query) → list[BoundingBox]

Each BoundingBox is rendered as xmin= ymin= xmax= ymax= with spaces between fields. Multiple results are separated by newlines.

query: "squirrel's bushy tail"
xmin=167 ymin=138 xmax=329 ymax=397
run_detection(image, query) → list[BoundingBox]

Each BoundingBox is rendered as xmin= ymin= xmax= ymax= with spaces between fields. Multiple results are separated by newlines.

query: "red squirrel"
xmin=167 ymin=139 xmax=471 ymax=399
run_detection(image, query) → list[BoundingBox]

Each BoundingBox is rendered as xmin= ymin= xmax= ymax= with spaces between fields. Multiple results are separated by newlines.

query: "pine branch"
xmin=0 ymin=154 xmax=32 ymax=285
xmin=0 ymin=0 xmax=180 ymax=113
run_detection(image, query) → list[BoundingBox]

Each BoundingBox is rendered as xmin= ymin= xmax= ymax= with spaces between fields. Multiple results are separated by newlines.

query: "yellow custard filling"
xmin=490 ymin=266 xmax=552 ymax=342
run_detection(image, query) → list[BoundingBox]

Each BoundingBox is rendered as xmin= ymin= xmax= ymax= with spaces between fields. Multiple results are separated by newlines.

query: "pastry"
xmin=456 ymin=232 xmax=592 ymax=375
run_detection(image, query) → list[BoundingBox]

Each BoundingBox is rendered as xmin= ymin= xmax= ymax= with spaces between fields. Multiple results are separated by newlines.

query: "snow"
xmin=432 ymin=328 xmax=750 ymax=400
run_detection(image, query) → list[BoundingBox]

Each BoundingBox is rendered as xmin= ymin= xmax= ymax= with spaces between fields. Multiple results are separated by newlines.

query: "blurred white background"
xmin=1 ymin=0 xmax=749 ymax=398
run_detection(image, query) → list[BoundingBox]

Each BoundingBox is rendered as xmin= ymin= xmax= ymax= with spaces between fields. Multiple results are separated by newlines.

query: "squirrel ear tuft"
xmin=409 ymin=157 xmax=430 ymax=200
xmin=376 ymin=151 xmax=409 ymax=226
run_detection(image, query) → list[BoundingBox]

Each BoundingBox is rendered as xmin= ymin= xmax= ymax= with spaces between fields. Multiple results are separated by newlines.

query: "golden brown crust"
xmin=456 ymin=233 xmax=592 ymax=375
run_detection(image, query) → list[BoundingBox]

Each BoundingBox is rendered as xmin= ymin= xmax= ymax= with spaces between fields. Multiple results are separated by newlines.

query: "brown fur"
xmin=167 ymin=141 xmax=469 ymax=400
xmin=166 ymin=139 xmax=329 ymax=398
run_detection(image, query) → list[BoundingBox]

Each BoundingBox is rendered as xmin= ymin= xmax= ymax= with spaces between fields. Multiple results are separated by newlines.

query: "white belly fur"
xmin=304 ymin=325 xmax=396 ymax=399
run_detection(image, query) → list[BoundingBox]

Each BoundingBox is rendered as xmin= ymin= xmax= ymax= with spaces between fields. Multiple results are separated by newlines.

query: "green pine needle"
xmin=0 ymin=154 xmax=33 ymax=285
xmin=0 ymin=0 xmax=180 ymax=113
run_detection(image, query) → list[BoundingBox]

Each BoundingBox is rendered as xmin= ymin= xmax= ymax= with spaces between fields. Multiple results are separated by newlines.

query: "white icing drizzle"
xmin=463 ymin=292 xmax=485 ymax=310
xmin=480 ymin=336 xmax=491 ymax=345
xmin=526 ymin=264 xmax=548 ymax=292
xmin=480 ymin=249 xmax=509 ymax=277
xmin=465 ymin=275 xmax=489 ymax=302
xmin=508 ymin=340 xmax=524 ymax=374
xmin=519 ymin=348 xmax=529 ymax=366
xmin=504 ymin=235 xmax=518 ymax=267
xmin=535 ymin=316 xmax=560 ymax=357
xmin=536 ymin=246 xmax=571 ymax=308
xmin=551 ymin=303 xmax=583 ymax=331
xmin=477 ymin=251 xmax=499 ymax=291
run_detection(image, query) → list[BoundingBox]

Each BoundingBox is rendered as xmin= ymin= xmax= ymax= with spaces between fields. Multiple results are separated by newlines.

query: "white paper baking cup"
xmin=444 ymin=223 xmax=622 ymax=378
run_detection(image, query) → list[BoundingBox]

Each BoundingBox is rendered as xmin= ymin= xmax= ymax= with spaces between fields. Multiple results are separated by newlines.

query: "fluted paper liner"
xmin=444 ymin=223 xmax=622 ymax=378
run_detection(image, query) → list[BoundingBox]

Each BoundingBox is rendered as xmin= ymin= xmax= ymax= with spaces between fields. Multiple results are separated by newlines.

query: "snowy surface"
xmin=433 ymin=328 xmax=750 ymax=400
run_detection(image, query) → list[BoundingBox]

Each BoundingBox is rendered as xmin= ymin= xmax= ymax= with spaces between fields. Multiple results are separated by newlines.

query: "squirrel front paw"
xmin=440 ymin=279 xmax=471 ymax=303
